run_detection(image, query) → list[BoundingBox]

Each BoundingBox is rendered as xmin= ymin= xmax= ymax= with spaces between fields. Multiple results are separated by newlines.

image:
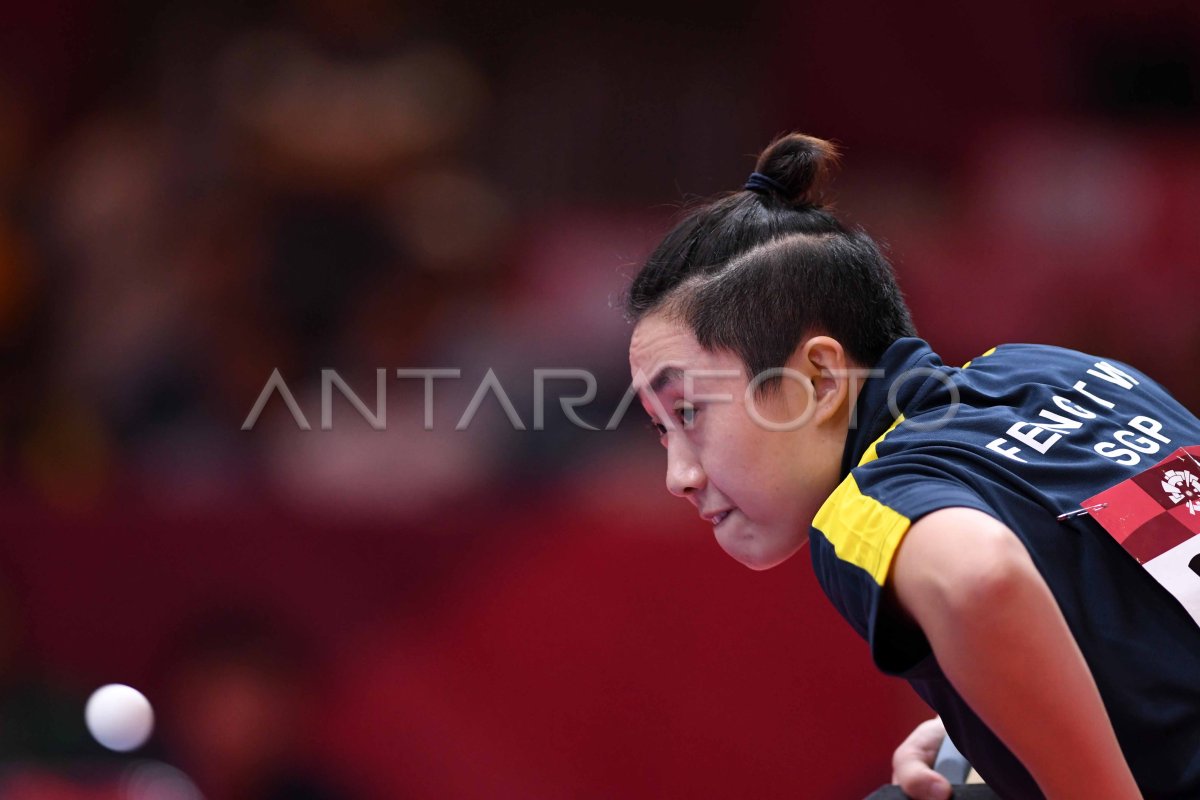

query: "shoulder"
xmin=812 ymin=462 xmax=998 ymax=588
xmin=958 ymin=342 xmax=1159 ymax=390
xmin=889 ymin=507 xmax=1025 ymax=611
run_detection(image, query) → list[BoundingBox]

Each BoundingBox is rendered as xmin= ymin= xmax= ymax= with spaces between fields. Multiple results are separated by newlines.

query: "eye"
xmin=676 ymin=403 xmax=698 ymax=427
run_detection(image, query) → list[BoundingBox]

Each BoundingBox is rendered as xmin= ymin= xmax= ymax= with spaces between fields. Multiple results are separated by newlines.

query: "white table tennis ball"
xmin=85 ymin=683 xmax=155 ymax=752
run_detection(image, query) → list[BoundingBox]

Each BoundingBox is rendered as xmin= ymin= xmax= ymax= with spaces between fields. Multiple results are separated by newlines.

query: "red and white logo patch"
xmin=1083 ymin=446 xmax=1200 ymax=628
xmin=1161 ymin=468 xmax=1200 ymax=515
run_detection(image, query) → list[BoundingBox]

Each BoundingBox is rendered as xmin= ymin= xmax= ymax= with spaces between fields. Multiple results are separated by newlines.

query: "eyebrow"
xmin=648 ymin=365 xmax=684 ymax=394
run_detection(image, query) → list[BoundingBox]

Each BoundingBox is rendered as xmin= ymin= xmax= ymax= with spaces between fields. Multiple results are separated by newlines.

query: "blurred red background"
xmin=2 ymin=0 xmax=1198 ymax=797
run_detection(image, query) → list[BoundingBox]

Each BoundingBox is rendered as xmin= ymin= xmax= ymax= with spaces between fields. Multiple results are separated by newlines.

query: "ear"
xmin=791 ymin=336 xmax=854 ymax=424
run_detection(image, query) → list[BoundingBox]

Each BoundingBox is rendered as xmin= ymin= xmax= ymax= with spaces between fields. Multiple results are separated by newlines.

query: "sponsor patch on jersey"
xmin=1083 ymin=446 xmax=1200 ymax=626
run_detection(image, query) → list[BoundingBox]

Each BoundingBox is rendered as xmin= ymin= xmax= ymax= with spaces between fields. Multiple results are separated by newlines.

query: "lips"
xmin=703 ymin=509 xmax=734 ymax=526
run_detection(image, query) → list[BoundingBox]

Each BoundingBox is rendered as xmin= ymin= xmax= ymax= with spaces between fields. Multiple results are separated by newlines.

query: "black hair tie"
xmin=744 ymin=171 xmax=788 ymax=196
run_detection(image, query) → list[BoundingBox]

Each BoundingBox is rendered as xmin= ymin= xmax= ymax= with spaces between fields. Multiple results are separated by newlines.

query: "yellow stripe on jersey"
xmin=813 ymin=474 xmax=911 ymax=585
xmin=813 ymin=415 xmax=909 ymax=584
xmin=961 ymin=346 xmax=997 ymax=369
xmin=858 ymin=414 xmax=904 ymax=466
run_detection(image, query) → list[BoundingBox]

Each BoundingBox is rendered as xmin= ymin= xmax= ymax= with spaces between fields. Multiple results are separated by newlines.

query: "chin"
xmin=740 ymin=551 xmax=797 ymax=571
xmin=718 ymin=530 xmax=803 ymax=571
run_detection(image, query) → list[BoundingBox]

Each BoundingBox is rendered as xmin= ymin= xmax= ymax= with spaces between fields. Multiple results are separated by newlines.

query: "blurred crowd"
xmin=3 ymin=1 xmax=505 ymax=512
xmin=6 ymin=0 xmax=1198 ymax=517
xmin=2 ymin=0 xmax=758 ymax=519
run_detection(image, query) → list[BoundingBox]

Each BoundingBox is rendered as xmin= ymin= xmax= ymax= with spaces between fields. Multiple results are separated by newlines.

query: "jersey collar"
xmin=840 ymin=337 xmax=945 ymax=478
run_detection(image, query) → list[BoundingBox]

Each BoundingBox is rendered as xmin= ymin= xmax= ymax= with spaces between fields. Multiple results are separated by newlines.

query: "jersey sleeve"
xmin=809 ymin=455 xmax=1001 ymax=676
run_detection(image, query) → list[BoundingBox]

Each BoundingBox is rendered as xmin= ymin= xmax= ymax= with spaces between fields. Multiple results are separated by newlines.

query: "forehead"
xmin=628 ymin=313 xmax=705 ymax=371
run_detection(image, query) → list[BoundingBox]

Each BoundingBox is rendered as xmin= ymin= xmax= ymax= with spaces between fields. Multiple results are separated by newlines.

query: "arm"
xmin=890 ymin=508 xmax=1142 ymax=800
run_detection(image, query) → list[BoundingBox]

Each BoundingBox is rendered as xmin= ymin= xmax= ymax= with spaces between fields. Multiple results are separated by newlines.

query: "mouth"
xmin=705 ymin=509 xmax=734 ymax=527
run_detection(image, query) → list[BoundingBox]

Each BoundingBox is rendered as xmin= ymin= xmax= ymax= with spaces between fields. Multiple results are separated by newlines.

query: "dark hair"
xmin=626 ymin=133 xmax=916 ymax=391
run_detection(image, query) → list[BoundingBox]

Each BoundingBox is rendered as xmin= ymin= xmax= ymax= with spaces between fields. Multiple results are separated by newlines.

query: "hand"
xmin=891 ymin=717 xmax=953 ymax=800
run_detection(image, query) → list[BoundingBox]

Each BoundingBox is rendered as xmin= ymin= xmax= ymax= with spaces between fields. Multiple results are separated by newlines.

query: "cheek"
xmin=705 ymin=414 xmax=760 ymax=473
xmin=710 ymin=420 xmax=792 ymax=500
xmin=748 ymin=434 xmax=818 ymax=518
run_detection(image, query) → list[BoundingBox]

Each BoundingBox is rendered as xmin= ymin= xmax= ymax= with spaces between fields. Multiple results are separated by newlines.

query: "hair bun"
xmin=751 ymin=133 xmax=840 ymax=207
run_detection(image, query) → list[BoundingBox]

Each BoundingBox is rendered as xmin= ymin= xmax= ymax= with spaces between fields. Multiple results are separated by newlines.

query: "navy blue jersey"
xmin=809 ymin=337 xmax=1200 ymax=799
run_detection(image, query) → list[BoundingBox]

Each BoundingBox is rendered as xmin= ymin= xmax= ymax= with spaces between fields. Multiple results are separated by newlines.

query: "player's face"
xmin=629 ymin=312 xmax=849 ymax=570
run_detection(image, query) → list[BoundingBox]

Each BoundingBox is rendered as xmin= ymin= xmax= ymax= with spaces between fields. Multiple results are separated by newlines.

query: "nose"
xmin=665 ymin=436 xmax=706 ymax=499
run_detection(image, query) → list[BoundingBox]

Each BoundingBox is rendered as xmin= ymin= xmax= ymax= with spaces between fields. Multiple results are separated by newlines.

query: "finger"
xmin=891 ymin=719 xmax=946 ymax=781
xmin=906 ymin=718 xmax=948 ymax=756
xmin=894 ymin=760 xmax=953 ymax=800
